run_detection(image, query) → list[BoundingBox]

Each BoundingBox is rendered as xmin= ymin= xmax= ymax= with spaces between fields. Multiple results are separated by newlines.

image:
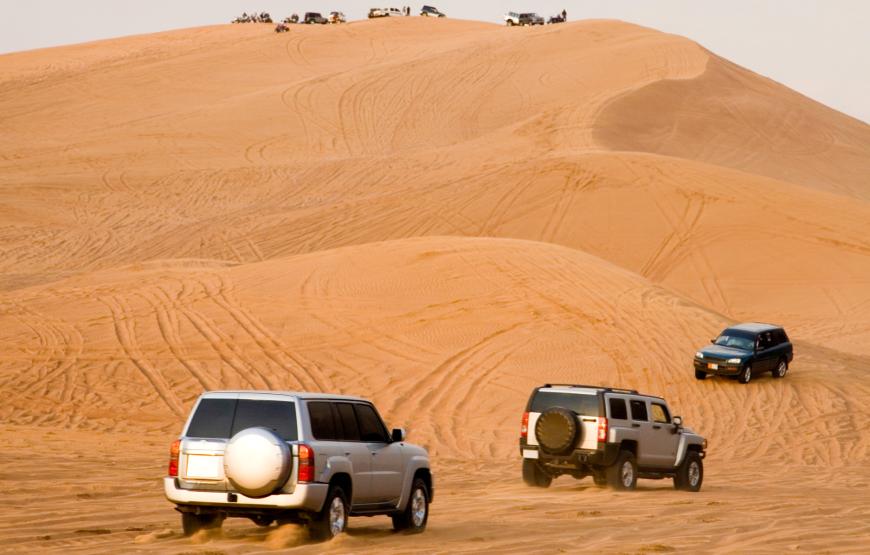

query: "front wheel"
xmin=737 ymin=363 xmax=752 ymax=384
xmin=308 ymin=485 xmax=348 ymax=542
xmin=674 ymin=451 xmax=704 ymax=492
xmin=773 ymin=359 xmax=788 ymax=379
xmin=522 ymin=458 xmax=552 ymax=488
xmin=606 ymin=450 xmax=637 ymax=491
xmin=695 ymin=368 xmax=707 ymax=380
xmin=181 ymin=512 xmax=223 ymax=537
xmin=507 ymin=20 xmax=514 ymax=26
xmin=392 ymin=478 xmax=429 ymax=533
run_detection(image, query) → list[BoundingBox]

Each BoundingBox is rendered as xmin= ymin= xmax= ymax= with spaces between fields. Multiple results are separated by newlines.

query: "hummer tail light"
xmin=597 ymin=418 xmax=608 ymax=442
xmin=521 ymin=412 xmax=529 ymax=437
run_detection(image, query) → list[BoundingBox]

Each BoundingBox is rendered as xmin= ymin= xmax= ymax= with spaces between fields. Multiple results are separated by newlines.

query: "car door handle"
xmin=371 ymin=452 xmax=378 ymax=456
xmin=345 ymin=453 xmax=351 ymax=456
xmin=632 ymin=423 xmax=641 ymax=428
xmin=653 ymin=425 xmax=662 ymax=429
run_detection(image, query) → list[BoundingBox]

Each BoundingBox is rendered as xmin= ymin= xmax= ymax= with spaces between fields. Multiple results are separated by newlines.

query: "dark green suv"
xmin=693 ymin=323 xmax=793 ymax=384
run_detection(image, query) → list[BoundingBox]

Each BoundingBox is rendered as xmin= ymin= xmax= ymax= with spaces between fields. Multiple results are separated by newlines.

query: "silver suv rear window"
xmin=530 ymin=391 xmax=599 ymax=416
xmin=186 ymin=398 xmax=298 ymax=440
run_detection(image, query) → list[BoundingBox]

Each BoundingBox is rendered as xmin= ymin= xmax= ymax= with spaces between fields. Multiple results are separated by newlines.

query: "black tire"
xmin=392 ymin=478 xmax=429 ymax=533
xmin=181 ymin=512 xmax=223 ymax=537
xmin=308 ymin=485 xmax=348 ymax=542
xmin=772 ymin=358 xmax=788 ymax=379
xmin=250 ymin=515 xmax=274 ymax=527
xmin=737 ymin=363 xmax=752 ymax=384
xmin=507 ymin=20 xmax=514 ymax=26
xmin=522 ymin=458 xmax=552 ymax=488
xmin=695 ymin=368 xmax=707 ymax=380
xmin=673 ymin=451 xmax=703 ymax=492
xmin=605 ymin=450 xmax=637 ymax=491
xmin=534 ymin=407 xmax=578 ymax=455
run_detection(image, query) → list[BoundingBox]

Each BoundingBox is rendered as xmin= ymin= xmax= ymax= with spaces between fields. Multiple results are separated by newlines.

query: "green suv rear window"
xmin=530 ymin=391 xmax=599 ymax=416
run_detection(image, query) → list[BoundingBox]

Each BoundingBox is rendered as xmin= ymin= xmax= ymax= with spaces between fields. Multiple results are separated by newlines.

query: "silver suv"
xmin=164 ymin=391 xmax=433 ymax=540
xmin=520 ymin=384 xmax=707 ymax=491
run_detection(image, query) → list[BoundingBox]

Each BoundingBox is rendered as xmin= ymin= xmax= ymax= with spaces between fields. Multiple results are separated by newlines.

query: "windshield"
xmin=714 ymin=335 xmax=755 ymax=351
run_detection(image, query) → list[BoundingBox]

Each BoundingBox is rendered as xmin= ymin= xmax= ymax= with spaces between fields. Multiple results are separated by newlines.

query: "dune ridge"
xmin=2 ymin=17 xmax=870 ymax=554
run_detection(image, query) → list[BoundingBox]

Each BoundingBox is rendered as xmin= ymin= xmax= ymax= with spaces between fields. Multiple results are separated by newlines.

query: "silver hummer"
xmin=164 ymin=391 xmax=432 ymax=540
xmin=520 ymin=384 xmax=707 ymax=491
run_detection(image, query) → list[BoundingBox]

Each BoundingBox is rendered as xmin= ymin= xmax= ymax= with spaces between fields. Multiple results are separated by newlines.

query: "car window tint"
xmin=651 ymin=404 xmax=670 ymax=423
xmin=330 ymin=403 xmax=345 ymax=439
xmin=307 ymin=401 xmax=336 ymax=440
xmin=336 ymin=403 xmax=361 ymax=441
xmin=354 ymin=404 xmax=389 ymax=442
xmin=187 ymin=398 xmax=237 ymax=439
xmin=608 ymin=398 xmax=628 ymax=420
xmin=530 ymin=391 xmax=599 ymax=416
xmin=629 ymin=400 xmax=648 ymax=422
xmin=230 ymin=400 xmax=298 ymax=440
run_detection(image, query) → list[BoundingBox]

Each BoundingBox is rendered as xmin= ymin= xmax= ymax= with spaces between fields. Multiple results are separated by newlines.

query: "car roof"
xmin=726 ymin=322 xmax=782 ymax=333
xmin=201 ymin=390 xmax=369 ymax=402
xmin=536 ymin=384 xmax=665 ymax=402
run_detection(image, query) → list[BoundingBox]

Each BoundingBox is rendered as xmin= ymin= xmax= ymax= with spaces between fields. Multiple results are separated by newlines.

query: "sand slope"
xmin=2 ymin=17 xmax=870 ymax=555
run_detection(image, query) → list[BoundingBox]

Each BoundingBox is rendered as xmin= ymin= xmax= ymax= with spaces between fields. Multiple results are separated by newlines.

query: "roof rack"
xmin=541 ymin=384 xmax=639 ymax=394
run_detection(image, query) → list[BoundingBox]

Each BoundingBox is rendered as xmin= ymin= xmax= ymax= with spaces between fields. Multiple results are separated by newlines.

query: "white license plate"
xmin=708 ymin=363 xmax=718 ymax=370
xmin=522 ymin=449 xmax=539 ymax=459
xmin=186 ymin=455 xmax=220 ymax=478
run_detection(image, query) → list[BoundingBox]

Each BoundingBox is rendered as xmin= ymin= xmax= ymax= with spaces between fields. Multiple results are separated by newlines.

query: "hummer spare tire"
xmin=534 ymin=407 xmax=578 ymax=455
xmin=224 ymin=427 xmax=292 ymax=498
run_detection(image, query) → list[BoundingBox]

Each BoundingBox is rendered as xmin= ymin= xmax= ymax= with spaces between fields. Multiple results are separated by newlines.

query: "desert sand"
xmin=2 ymin=17 xmax=870 ymax=554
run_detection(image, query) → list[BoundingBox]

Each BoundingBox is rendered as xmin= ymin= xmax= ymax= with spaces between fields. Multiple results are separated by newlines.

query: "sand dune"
xmin=2 ymin=17 xmax=870 ymax=555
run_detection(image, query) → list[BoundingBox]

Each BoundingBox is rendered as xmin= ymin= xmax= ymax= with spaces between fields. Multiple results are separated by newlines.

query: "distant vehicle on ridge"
xmin=328 ymin=11 xmax=347 ymax=23
xmin=420 ymin=5 xmax=446 ymax=17
xmin=368 ymin=8 xmax=404 ymax=18
xmin=504 ymin=12 xmax=544 ymax=26
xmin=304 ymin=12 xmax=328 ymax=24
xmin=694 ymin=323 xmax=793 ymax=383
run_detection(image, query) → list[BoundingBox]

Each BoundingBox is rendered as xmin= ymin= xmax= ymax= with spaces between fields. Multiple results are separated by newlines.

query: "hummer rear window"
xmin=186 ymin=398 xmax=298 ymax=441
xmin=530 ymin=391 xmax=599 ymax=416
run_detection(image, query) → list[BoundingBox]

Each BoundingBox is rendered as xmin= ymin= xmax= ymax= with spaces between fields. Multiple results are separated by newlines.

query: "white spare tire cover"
xmin=224 ymin=427 xmax=292 ymax=498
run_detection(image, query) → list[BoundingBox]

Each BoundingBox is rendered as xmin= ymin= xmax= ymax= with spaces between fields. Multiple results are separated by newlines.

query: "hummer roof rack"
xmin=541 ymin=384 xmax=639 ymax=394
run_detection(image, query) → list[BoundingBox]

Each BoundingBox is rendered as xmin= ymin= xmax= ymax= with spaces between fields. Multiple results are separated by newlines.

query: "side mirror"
xmin=391 ymin=428 xmax=406 ymax=442
xmin=672 ymin=416 xmax=683 ymax=433
xmin=710 ymin=339 xmax=716 ymax=344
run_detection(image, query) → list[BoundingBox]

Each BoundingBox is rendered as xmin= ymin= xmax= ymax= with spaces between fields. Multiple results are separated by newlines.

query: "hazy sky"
xmin=2 ymin=1 xmax=868 ymax=124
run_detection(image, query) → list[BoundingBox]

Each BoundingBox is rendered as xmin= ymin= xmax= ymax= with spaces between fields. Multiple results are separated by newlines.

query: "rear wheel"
xmin=737 ymin=363 xmax=753 ymax=384
xmin=308 ymin=485 xmax=347 ymax=542
xmin=773 ymin=358 xmax=788 ymax=379
xmin=181 ymin=512 xmax=224 ymax=537
xmin=392 ymin=478 xmax=429 ymax=533
xmin=522 ymin=458 xmax=552 ymax=488
xmin=606 ymin=450 xmax=637 ymax=491
xmin=695 ymin=369 xmax=707 ymax=380
xmin=674 ymin=451 xmax=704 ymax=492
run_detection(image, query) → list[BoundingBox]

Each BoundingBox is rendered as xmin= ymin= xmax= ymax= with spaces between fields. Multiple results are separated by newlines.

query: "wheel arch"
xmin=413 ymin=468 xmax=433 ymax=502
xmin=619 ymin=439 xmax=638 ymax=457
xmin=328 ymin=472 xmax=353 ymax=508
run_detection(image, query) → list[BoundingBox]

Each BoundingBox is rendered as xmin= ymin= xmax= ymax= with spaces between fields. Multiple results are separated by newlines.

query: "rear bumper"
xmin=164 ymin=478 xmax=327 ymax=513
xmin=520 ymin=443 xmax=620 ymax=468
xmin=694 ymin=359 xmax=741 ymax=376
